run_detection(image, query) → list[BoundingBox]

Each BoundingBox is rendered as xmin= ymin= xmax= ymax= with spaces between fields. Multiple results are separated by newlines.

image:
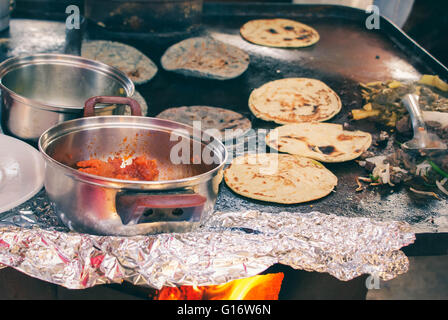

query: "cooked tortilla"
xmin=160 ymin=37 xmax=250 ymax=80
xmin=249 ymin=78 xmax=342 ymax=124
xmin=266 ymin=123 xmax=372 ymax=163
xmin=240 ymin=18 xmax=319 ymax=48
xmin=224 ymin=153 xmax=337 ymax=204
xmin=156 ymin=106 xmax=252 ymax=141
xmin=81 ymin=40 xmax=158 ymax=84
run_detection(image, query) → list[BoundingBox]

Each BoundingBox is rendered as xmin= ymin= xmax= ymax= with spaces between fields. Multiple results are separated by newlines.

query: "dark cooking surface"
xmin=115 ymin=4 xmax=446 ymax=233
xmin=1 ymin=4 xmax=448 ymax=248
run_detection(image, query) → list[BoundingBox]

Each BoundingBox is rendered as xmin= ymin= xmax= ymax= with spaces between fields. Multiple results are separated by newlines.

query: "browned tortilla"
xmin=240 ymin=19 xmax=320 ymax=48
xmin=224 ymin=153 xmax=337 ymax=204
xmin=266 ymin=123 xmax=372 ymax=163
xmin=249 ymin=78 xmax=342 ymax=124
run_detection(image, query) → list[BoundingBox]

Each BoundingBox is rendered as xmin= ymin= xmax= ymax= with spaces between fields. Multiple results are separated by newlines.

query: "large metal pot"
xmin=38 ymin=97 xmax=227 ymax=236
xmin=0 ymin=54 xmax=134 ymax=143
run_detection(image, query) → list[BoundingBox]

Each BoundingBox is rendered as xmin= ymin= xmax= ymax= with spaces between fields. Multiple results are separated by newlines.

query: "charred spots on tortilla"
xmin=283 ymin=38 xmax=293 ymax=41
xmin=129 ymin=69 xmax=140 ymax=78
xmin=319 ymin=145 xmax=336 ymax=155
xmin=296 ymin=35 xmax=310 ymax=40
xmin=283 ymin=26 xmax=295 ymax=31
xmin=337 ymin=134 xmax=355 ymax=141
xmin=283 ymin=135 xmax=308 ymax=142
xmin=267 ymin=28 xmax=278 ymax=34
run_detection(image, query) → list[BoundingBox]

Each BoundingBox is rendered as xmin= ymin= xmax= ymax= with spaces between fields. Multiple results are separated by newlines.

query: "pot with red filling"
xmin=39 ymin=97 xmax=227 ymax=236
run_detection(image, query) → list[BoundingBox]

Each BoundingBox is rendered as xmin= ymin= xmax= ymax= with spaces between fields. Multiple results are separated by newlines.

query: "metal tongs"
xmin=401 ymin=94 xmax=447 ymax=152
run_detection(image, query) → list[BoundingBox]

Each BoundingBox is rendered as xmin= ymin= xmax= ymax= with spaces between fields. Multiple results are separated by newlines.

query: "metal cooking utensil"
xmin=401 ymin=94 xmax=447 ymax=152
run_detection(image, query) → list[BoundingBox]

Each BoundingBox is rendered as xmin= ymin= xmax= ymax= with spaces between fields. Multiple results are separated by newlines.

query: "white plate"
xmin=0 ymin=134 xmax=45 ymax=213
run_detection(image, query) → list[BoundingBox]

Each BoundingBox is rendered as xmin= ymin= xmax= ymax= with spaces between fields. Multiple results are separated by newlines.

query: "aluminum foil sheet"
xmin=0 ymin=210 xmax=414 ymax=290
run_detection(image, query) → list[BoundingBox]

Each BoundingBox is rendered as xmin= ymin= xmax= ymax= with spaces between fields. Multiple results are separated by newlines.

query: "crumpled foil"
xmin=0 ymin=210 xmax=414 ymax=290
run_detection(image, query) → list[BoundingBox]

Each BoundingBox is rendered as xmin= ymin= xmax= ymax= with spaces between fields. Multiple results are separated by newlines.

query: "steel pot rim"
xmin=0 ymin=53 xmax=135 ymax=113
xmin=38 ymin=115 xmax=228 ymax=190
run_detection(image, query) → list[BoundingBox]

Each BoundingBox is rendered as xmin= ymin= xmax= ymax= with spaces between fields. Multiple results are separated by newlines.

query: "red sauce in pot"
xmin=77 ymin=156 xmax=159 ymax=181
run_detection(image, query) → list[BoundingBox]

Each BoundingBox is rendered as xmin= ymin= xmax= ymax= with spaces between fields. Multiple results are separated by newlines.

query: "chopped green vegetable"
xmin=428 ymin=160 xmax=448 ymax=179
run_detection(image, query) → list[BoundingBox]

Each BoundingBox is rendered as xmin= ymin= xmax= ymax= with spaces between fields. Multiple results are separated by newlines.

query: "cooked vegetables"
xmin=357 ymin=150 xmax=448 ymax=199
xmin=351 ymin=108 xmax=380 ymax=120
xmin=354 ymin=75 xmax=448 ymax=200
xmin=436 ymin=178 xmax=448 ymax=196
xmin=429 ymin=160 xmax=448 ymax=179
xmin=418 ymin=75 xmax=448 ymax=92
xmin=409 ymin=187 xmax=440 ymax=200
xmin=352 ymin=75 xmax=448 ymax=127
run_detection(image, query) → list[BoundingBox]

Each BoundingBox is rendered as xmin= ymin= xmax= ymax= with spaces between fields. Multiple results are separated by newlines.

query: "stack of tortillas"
xmin=266 ymin=123 xmax=372 ymax=163
xmin=249 ymin=78 xmax=342 ymax=124
xmin=240 ymin=18 xmax=320 ymax=48
xmin=224 ymin=153 xmax=337 ymax=204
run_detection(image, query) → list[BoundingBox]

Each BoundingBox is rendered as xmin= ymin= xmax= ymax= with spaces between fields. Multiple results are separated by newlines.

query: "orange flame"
xmin=153 ymin=273 xmax=284 ymax=300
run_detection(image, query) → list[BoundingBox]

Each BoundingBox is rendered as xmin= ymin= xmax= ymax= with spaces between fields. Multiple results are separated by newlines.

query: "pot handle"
xmin=84 ymin=96 xmax=142 ymax=117
xmin=116 ymin=193 xmax=207 ymax=225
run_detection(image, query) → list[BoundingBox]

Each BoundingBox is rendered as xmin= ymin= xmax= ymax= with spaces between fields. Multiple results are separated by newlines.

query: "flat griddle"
xmin=1 ymin=3 xmax=447 ymax=255
xmin=124 ymin=3 xmax=448 ymax=235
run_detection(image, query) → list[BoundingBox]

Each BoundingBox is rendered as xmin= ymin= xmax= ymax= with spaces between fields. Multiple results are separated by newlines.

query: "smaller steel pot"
xmin=0 ymin=54 xmax=134 ymax=143
xmin=39 ymin=96 xmax=227 ymax=236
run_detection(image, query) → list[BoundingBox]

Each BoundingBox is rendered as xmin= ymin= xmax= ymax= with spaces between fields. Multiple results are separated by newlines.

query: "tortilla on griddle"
xmin=160 ymin=37 xmax=250 ymax=80
xmin=266 ymin=123 xmax=372 ymax=163
xmin=156 ymin=106 xmax=252 ymax=141
xmin=240 ymin=18 xmax=319 ymax=48
xmin=81 ymin=40 xmax=158 ymax=84
xmin=224 ymin=153 xmax=337 ymax=204
xmin=249 ymin=78 xmax=342 ymax=124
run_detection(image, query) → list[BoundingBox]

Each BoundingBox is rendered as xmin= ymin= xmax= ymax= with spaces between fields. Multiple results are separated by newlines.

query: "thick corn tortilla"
xmin=224 ymin=153 xmax=337 ymax=204
xmin=240 ymin=19 xmax=319 ymax=48
xmin=160 ymin=37 xmax=250 ymax=80
xmin=81 ymin=40 xmax=157 ymax=84
xmin=266 ymin=123 xmax=372 ymax=163
xmin=156 ymin=106 xmax=252 ymax=141
xmin=249 ymin=78 xmax=342 ymax=124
